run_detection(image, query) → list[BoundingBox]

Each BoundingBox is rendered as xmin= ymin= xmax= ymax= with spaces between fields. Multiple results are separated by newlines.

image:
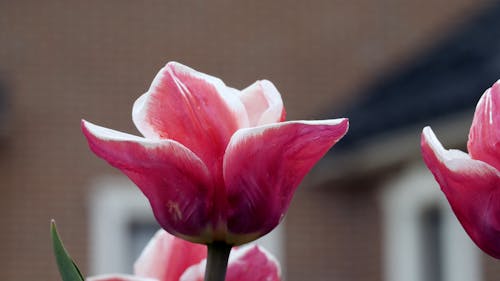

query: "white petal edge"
xmin=166 ymin=62 xmax=250 ymax=129
xmin=226 ymin=118 xmax=348 ymax=149
xmin=83 ymin=119 xmax=197 ymax=150
xmin=132 ymin=93 xmax=158 ymax=139
xmin=422 ymin=126 xmax=470 ymax=161
xmin=82 ymin=119 xmax=212 ymax=175
xmin=223 ymin=118 xmax=348 ymax=182
xmin=83 ymin=119 xmax=152 ymax=143
xmin=131 ymin=62 xmax=249 ymax=136
xmin=255 ymin=80 xmax=284 ymax=125
xmin=422 ymin=126 xmax=500 ymax=175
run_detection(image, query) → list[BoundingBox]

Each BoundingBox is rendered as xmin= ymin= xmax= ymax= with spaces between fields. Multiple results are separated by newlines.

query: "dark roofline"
xmin=330 ymin=1 xmax=500 ymax=151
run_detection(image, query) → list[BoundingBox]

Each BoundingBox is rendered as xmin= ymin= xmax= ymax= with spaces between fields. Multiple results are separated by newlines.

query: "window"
xmin=381 ymin=165 xmax=482 ymax=281
xmin=88 ymin=176 xmax=285 ymax=275
xmin=420 ymin=205 xmax=443 ymax=281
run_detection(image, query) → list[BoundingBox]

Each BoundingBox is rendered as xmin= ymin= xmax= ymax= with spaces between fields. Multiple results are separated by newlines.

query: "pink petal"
xmin=238 ymin=80 xmax=286 ymax=126
xmin=134 ymin=230 xmax=206 ymax=281
xmin=223 ymin=119 xmax=349 ymax=243
xmin=82 ymin=120 xmax=215 ymax=242
xmin=421 ymin=127 xmax=500 ymax=258
xmin=225 ymin=245 xmax=281 ymax=281
xmin=132 ymin=62 xmax=249 ymax=179
xmin=179 ymin=245 xmax=281 ymax=281
xmin=468 ymin=80 xmax=500 ymax=170
xmin=177 ymin=262 xmax=204 ymax=281
xmin=87 ymin=274 xmax=157 ymax=281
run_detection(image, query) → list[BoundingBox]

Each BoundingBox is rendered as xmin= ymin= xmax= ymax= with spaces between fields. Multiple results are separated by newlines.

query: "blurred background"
xmin=1 ymin=1 xmax=500 ymax=280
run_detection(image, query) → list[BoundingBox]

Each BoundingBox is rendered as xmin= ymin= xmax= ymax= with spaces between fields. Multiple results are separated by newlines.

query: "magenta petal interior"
xmin=222 ymin=119 xmax=349 ymax=241
xmin=468 ymin=82 xmax=500 ymax=170
xmin=421 ymin=127 xmax=500 ymax=258
xmin=132 ymin=62 xmax=248 ymax=179
xmin=82 ymin=120 xmax=215 ymax=242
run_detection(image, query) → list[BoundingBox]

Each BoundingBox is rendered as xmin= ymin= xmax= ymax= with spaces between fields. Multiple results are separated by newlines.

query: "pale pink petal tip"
xmin=179 ymin=245 xmax=281 ymax=281
xmin=178 ymin=261 xmax=205 ymax=281
xmin=134 ymin=230 xmax=206 ymax=281
xmin=421 ymin=126 xmax=470 ymax=164
xmin=239 ymin=80 xmax=285 ymax=126
xmin=86 ymin=274 xmax=157 ymax=281
xmin=225 ymin=245 xmax=281 ymax=281
xmin=134 ymin=230 xmax=173 ymax=278
xmin=130 ymin=61 xmax=248 ymax=167
xmin=230 ymin=245 xmax=282 ymax=275
xmin=82 ymin=119 xmax=147 ymax=143
xmin=421 ymin=126 xmax=445 ymax=160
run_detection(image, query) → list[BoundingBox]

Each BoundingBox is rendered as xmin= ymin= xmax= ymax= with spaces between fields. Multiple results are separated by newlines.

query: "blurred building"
xmin=0 ymin=1 xmax=498 ymax=281
xmin=301 ymin=3 xmax=500 ymax=280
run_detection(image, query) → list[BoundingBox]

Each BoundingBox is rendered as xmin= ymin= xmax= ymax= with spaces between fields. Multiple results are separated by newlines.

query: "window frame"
xmin=380 ymin=165 xmax=482 ymax=281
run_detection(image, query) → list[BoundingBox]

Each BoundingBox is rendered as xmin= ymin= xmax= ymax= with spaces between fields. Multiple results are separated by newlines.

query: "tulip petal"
xmin=223 ymin=119 xmax=349 ymax=242
xmin=82 ymin=120 xmax=215 ymax=242
xmin=178 ymin=261 xmax=204 ymax=281
xmin=238 ymin=80 xmax=286 ymax=126
xmin=132 ymin=62 xmax=249 ymax=177
xmin=421 ymin=127 xmax=500 ymax=258
xmin=87 ymin=274 xmax=157 ymax=281
xmin=179 ymin=245 xmax=281 ymax=281
xmin=468 ymin=81 xmax=500 ymax=170
xmin=225 ymin=245 xmax=281 ymax=281
xmin=134 ymin=230 xmax=206 ymax=281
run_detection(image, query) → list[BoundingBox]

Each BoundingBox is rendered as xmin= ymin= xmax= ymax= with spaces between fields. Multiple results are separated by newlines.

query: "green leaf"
xmin=50 ymin=220 xmax=85 ymax=281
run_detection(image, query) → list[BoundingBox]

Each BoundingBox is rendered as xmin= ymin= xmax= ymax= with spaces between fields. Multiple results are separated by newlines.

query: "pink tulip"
xmin=82 ymin=62 xmax=349 ymax=245
xmin=87 ymin=230 xmax=281 ymax=281
xmin=179 ymin=244 xmax=280 ymax=281
xmin=421 ymin=80 xmax=500 ymax=258
xmin=87 ymin=275 xmax=156 ymax=281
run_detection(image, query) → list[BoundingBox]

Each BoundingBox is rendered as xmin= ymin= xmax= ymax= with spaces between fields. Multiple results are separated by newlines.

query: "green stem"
xmin=204 ymin=242 xmax=232 ymax=281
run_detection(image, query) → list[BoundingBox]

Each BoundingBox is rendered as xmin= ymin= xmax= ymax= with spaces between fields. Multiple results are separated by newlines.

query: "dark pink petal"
xmin=421 ymin=127 xmax=500 ymax=258
xmin=87 ymin=274 xmax=157 ymax=281
xmin=82 ymin=120 xmax=215 ymax=243
xmin=134 ymin=230 xmax=206 ymax=281
xmin=179 ymin=245 xmax=281 ymax=281
xmin=132 ymin=62 xmax=248 ymax=179
xmin=468 ymin=81 xmax=500 ymax=170
xmin=223 ymin=119 xmax=349 ymax=244
xmin=238 ymin=80 xmax=285 ymax=126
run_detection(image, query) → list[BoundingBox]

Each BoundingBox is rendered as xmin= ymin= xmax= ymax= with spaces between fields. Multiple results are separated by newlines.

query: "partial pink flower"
xmin=87 ymin=275 xmax=156 ymax=281
xmin=82 ymin=61 xmax=348 ymax=245
xmin=179 ymin=244 xmax=280 ymax=281
xmin=134 ymin=229 xmax=206 ymax=281
xmin=88 ymin=230 xmax=281 ymax=281
xmin=421 ymin=80 xmax=500 ymax=258
xmin=468 ymin=81 xmax=500 ymax=171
